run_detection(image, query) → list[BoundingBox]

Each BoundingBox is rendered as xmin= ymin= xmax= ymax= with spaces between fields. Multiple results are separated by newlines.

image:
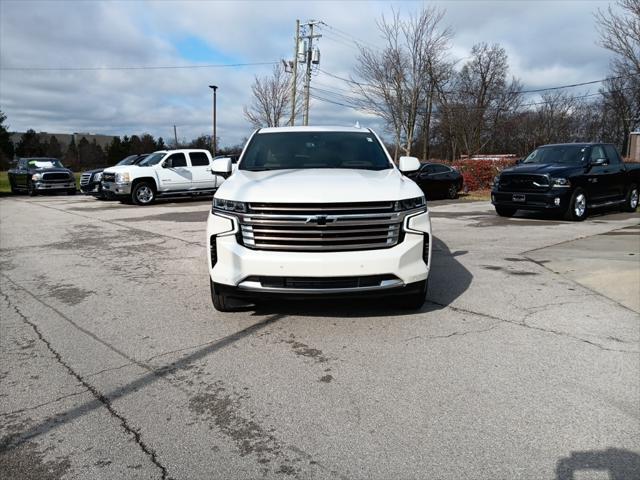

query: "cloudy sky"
xmin=0 ymin=0 xmax=619 ymax=147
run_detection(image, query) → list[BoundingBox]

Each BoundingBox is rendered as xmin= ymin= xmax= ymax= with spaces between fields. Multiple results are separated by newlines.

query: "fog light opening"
xmin=491 ymin=194 xmax=496 ymax=202
xmin=554 ymin=197 xmax=561 ymax=206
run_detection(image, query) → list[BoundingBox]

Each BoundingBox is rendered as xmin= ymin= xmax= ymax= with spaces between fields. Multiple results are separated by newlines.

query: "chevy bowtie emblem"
xmin=306 ymin=215 xmax=332 ymax=226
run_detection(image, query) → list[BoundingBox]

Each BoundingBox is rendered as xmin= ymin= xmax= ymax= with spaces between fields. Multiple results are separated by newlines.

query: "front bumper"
xmin=491 ymin=188 xmax=572 ymax=211
xmin=102 ymin=181 xmax=131 ymax=196
xmin=207 ymin=210 xmax=431 ymax=294
xmin=34 ymin=181 xmax=76 ymax=192
xmin=80 ymin=182 xmax=102 ymax=194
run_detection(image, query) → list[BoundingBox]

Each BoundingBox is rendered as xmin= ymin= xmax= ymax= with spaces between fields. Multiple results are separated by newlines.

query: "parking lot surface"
xmin=1 ymin=195 xmax=639 ymax=479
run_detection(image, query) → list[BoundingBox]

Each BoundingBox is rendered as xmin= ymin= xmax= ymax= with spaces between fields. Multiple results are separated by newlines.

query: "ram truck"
xmin=207 ymin=126 xmax=432 ymax=312
xmin=102 ymin=149 xmax=223 ymax=205
xmin=8 ymin=157 xmax=76 ymax=196
xmin=492 ymin=143 xmax=639 ymax=220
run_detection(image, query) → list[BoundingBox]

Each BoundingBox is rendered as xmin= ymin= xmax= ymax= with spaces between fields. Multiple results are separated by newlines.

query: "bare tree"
xmin=354 ymin=7 xmax=452 ymax=159
xmin=243 ymin=64 xmax=301 ymax=128
xmin=595 ymin=0 xmax=640 ymax=155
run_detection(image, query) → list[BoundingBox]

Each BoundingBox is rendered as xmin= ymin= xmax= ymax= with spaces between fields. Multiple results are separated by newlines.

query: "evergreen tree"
xmin=106 ymin=137 xmax=127 ymax=164
xmin=129 ymin=135 xmax=143 ymax=154
xmin=16 ymin=129 xmax=46 ymax=157
xmin=140 ymin=133 xmax=156 ymax=153
xmin=0 ymin=110 xmax=15 ymax=170
xmin=46 ymin=136 xmax=63 ymax=158
xmin=156 ymin=137 xmax=166 ymax=150
xmin=64 ymin=138 xmax=79 ymax=170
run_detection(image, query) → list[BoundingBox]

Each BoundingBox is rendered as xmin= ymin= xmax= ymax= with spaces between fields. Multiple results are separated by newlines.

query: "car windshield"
xmin=116 ymin=155 xmax=139 ymax=166
xmin=138 ymin=152 xmax=165 ymax=166
xmin=27 ymin=159 xmax=64 ymax=169
xmin=239 ymin=131 xmax=392 ymax=171
xmin=523 ymin=145 xmax=589 ymax=165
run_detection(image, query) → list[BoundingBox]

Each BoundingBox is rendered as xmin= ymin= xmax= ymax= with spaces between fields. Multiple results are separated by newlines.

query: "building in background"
xmin=9 ymin=131 xmax=116 ymax=151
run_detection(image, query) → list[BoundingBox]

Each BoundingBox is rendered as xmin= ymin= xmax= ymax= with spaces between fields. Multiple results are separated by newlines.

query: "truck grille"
xmin=238 ymin=202 xmax=405 ymax=252
xmin=102 ymin=172 xmax=115 ymax=182
xmin=42 ymin=172 xmax=71 ymax=182
xmin=499 ymin=174 xmax=550 ymax=192
xmin=80 ymin=173 xmax=92 ymax=186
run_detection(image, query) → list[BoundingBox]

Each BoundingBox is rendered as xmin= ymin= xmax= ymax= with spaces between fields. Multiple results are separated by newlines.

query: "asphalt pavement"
xmin=1 ymin=194 xmax=638 ymax=479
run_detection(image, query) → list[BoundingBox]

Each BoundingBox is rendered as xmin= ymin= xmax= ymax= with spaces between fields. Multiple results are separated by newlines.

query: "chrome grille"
xmin=238 ymin=202 xmax=405 ymax=252
xmin=42 ymin=172 xmax=71 ymax=182
xmin=499 ymin=174 xmax=550 ymax=192
xmin=80 ymin=173 xmax=92 ymax=186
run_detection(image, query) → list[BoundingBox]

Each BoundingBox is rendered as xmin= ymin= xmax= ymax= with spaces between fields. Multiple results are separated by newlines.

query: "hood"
xmin=81 ymin=168 xmax=106 ymax=175
xmin=501 ymin=163 xmax=584 ymax=177
xmin=216 ymin=168 xmax=423 ymax=203
xmin=103 ymin=164 xmax=143 ymax=173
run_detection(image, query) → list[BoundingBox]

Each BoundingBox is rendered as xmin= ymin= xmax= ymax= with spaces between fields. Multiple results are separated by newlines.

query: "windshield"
xmin=138 ymin=152 xmax=165 ymax=166
xmin=116 ymin=155 xmax=139 ymax=166
xmin=523 ymin=145 xmax=589 ymax=165
xmin=239 ymin=131 xmax=392 ymax=171
xmin=28 ymin=159 xmax=64 ymax=169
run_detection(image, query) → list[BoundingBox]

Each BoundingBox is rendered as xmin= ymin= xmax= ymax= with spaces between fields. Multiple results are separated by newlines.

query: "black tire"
xmin=131 ymin=181 xmax=155 ymax=206
xmin=622 ymin=183 xmax=638 ymax=213
xmin=495 ymin=206 xmax=516 ymax=217
xmin=564 ymin=188 xmax=588 ymax=221
xmin=9 ymin=178 xmax=17 ymax=194
xmin=398 ymin=280 xmax=428 ymax=310
xmin=446 ymin=182 xmax=459 ymax=199
xmin=210 ymin=278 xmax=233 ymax=312
xmin=28 ymin=181 xmax=37 ymax=196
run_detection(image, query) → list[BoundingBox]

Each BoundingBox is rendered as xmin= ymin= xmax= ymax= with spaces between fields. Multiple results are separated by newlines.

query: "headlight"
xmin=94 ymin=172 xmax=103 ymax=182
xmin=551 ymin=178 xmax=570 ymax=188
xmin=213 ymin=198 xmax=248 ymax=214
xmin=394 ymin=196 xmax=426 ymax=211
xmin=115 ymin=172 xmax=130 ymax=183
xmin=32 ymin=173 xmax=42 ymax=181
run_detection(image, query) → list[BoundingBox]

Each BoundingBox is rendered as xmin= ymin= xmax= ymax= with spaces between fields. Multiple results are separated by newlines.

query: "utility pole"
xmin=290 ymin=20 xmax=300 ymax=126
xmin=173 ymin=125 xmax=178 ymax=148
xmin=300 ymin=20 xmax=321 ymax=126
xmin=209 ymin=85 xmax=218 ymax=156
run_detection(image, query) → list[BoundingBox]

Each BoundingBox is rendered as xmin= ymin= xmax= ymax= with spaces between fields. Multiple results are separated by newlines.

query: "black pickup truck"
xmin=491 ymin=143 xmax=639 ymax=220
xmin=8 ymin=157 xmax=76 ymax=196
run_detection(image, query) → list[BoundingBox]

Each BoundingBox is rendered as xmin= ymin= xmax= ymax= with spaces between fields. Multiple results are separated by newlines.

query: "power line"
xmin=0 ymin=61 xmax=279 ymax=71
xmin=318 ymin=22 xmax=380 ymax=50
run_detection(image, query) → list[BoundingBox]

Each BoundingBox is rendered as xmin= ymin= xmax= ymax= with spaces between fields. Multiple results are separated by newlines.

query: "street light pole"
xmin=209 ymin=85 xmax=218 ymax=157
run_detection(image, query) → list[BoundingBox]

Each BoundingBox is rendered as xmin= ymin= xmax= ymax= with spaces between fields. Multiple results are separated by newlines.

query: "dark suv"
xmin=80 ymin=154 xmax=149 ymax=198
xmin=491 ymin=143 xmax=639 ymax=220
xmin=8 ymin=157 xmax=76 ymax=196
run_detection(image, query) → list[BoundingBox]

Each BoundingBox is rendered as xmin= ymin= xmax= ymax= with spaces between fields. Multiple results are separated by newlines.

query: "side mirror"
xmin=590 ymin=158 xmax=608 ymax=167
xmin=398 ymin=156 xmax=421 ymax=173
xmin=162 ymin=159 xmax=172 ymax=168
xmin=515 ymin=158 xmax=523 ymax=164
xmin=211 ymin=157 xmax=232 ymax=175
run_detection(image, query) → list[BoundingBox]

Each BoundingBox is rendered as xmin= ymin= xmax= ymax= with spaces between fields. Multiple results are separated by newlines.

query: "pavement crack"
xmin=0 ymin=390 xmax=90 ymax=417
xmin=404 ymin=322 xmax=502 ymax=343
xmin=0 ymin=288 xmax=170 ymax=480
xmin=426 ymin=300 xmax=638 ymax=354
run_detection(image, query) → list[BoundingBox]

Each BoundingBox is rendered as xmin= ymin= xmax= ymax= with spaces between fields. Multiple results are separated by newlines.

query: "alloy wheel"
xmin=574 ymin=193 xmax=586 ymax=218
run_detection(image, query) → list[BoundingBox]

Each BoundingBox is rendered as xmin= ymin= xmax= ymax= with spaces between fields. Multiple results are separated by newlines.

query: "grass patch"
xmin=0 ymin=172 xmax=82 ymax=193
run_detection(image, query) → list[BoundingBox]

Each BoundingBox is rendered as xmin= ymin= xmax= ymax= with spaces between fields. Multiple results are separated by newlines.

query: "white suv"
xmin=207 ymin=126 xmax=432 ymax=311
xmin=102 ymin=149 xmax=222 ymax=205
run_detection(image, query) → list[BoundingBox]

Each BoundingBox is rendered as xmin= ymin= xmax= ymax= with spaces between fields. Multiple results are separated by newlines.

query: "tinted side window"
xmin=432 ymin=165 xmax=450 ymax=174
xmin=167 ymin=153 xmax=187 ymax=167
xmin=603 ymin=145 xmax=621 ymax=164
xmin=590 ymin=146 xmax=606 ymax=162
xmin=190 ymin=152 xmax=210 ymax=166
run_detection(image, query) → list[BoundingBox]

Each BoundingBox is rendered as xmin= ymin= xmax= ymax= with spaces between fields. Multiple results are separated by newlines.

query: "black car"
xmin=406 ymin=162 xmax=463 ymax=199
xmin=8 ymin=157 xmax=76 ymax=196
xmin=491 ymin=143 xmax=640 ymax=220
xmin=79 ymin=154 xmax=149 ymax=198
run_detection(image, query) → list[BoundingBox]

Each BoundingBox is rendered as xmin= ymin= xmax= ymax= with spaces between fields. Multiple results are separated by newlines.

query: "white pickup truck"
xmin=207 ymin=126 xmax=432 ymax=311
xmin=102 ymin=149 xmax=223 ymax=205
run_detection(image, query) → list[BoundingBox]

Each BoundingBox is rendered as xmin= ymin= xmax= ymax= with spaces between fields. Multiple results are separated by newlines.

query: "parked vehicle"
xmin=491 ymin=143 xmax=640 ymax=220
xmin=80 ymin=154 xmax=149 ymax=198
xmin=8 ymin=157 xmax=76 ymax=196
xmin=101 ymin=149 xmax=222 ymax=205
xmin=406 ymin=162 xmax=463 ymax=199
xmin=207 ymin=126 xmax=432 ymax=312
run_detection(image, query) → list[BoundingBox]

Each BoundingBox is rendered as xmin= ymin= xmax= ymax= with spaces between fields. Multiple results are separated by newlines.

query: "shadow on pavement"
xmin=555 ymin=448 xmax=640 ymax=480
xmin=251 ymin=235 xmax=473 ymax=318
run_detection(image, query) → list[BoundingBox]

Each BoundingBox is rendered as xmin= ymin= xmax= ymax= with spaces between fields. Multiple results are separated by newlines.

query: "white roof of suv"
xmin=257 ymin=126 xmax=369 ymax=134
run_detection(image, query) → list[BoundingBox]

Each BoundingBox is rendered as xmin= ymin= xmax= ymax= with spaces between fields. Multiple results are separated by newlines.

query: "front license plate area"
xmin=512 ymin=194 xmax=525 ymax=202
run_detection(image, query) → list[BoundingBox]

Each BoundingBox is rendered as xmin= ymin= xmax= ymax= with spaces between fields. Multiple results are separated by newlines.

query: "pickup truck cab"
xmin=102 ymin=149 xmax=223 ymax=205
xmin=207 ymin=126 xmax=432 ymax=311
xmin=492 ymin=143 xmax=639 ymax=220
xmin=8 ymin=157 xmax=76 ymax=196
